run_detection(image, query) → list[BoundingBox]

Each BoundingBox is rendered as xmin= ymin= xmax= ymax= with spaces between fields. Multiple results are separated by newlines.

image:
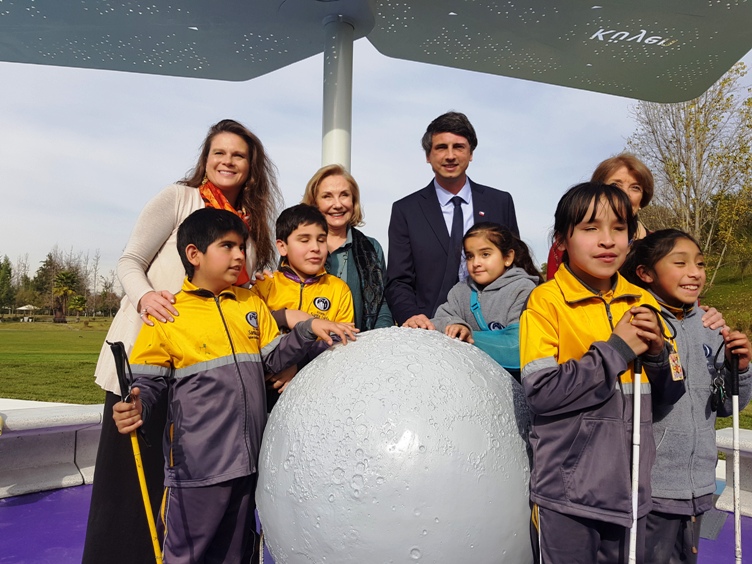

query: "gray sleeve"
xmin=262 ymin=318 xmax=318 ymax=374
xmin=736 ymin=365 xmax=752 ymax=411
xmin=431 ymin=283 xmax=472 ymax=333
xmin=522 ymin=341 xmax=625 ymax=416
xmin=131 ymin=367 xmax=169 ymax=425
xmin=375 ymin=299 xmax=395 ymax=329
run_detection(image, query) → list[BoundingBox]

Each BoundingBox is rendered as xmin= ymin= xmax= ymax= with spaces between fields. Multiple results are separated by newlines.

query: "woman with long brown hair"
xmin=83 ymin=119 xmax=281 ymax=563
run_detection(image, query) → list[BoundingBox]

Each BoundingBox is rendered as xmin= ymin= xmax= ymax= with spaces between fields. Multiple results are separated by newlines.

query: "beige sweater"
xmin=93 ymin=184 xmax=257 ymax=393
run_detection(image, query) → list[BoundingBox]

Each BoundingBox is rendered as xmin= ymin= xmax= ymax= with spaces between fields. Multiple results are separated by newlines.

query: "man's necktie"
xmin=449 ymin=196 xmax=464 ymax=267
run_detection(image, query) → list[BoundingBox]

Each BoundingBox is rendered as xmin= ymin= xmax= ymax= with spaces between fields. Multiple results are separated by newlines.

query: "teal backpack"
xmin=469 ymin=289 xmax=520 ymax=371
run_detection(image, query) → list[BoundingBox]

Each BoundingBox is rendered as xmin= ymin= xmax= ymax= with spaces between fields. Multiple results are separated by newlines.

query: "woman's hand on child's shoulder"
xmin=249 ymin=269 xmax=274 ymax=286
xmin=112 ymin=387 xmax=143 ymax=435
xmin=723 ymin=328 xmax=752 ymax=372
xmin=445 ymin=324 xmax=474 ymax=344
xmin=699 ymin=305 xmax=727 ymax=331
xmin=137 ymin=290 xmax=178 ymax=326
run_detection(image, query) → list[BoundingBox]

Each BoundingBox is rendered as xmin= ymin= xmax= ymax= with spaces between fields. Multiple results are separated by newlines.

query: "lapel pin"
xmin=479 ymin=211 xmax=485 ymax=216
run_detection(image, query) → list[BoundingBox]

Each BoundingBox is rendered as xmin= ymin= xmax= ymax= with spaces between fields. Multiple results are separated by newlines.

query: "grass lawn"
xmin=717 ymin=407 xmax=752 ymax=431
xmin=702 ymin=268 xmax=752 ymax=429
xmin=0 ymin=319 xmax=111 ymax=404
xmin=703 ymin=266 xmax=752 ymax=333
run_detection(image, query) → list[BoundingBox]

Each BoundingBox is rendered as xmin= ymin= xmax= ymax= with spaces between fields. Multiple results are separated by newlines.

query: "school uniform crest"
xmin=245 ymin=311 xmax=258 ymax=328
xmin=313 ymin=297 xmax=331 ymax=312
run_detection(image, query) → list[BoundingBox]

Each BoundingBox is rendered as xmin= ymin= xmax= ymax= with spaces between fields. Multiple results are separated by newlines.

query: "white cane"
xmin=628 ymin=356 xmax=642 ymax=564
xmin=731 ymin=353 xmax=742 ymax=564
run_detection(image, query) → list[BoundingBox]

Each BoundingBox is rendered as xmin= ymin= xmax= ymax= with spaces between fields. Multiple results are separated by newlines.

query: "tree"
xmin=14 ymin=286 xmax=41 ymax=310
xmin=53 ymin=270 xmax=80 ymax=321
xmin=99 ymin=271 xmax=122 ymax=317
xmin=32 ymin=249 xmax=64 ymax=312
xmin=88 ymin=250 xmax=100 ymax=315
xmin=69 ymin=294 xmax=87 ymax=322
xmin=32 ymin=247 xmax=89 ymax=313
xmin=0 ymin=256 xmax=14 ymax=316
xmin=627 ymin=62 xmax=752 ymax=274
xmin=13 ymin=253 xmax=29 ymax=289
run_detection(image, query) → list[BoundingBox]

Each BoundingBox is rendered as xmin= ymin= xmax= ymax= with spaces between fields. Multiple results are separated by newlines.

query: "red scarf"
xmin=199 ymin=180 xmax=251 ymax=286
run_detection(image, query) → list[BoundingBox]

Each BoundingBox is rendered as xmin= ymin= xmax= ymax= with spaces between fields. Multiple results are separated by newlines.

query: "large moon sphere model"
xmin=257 ymin=327 xmax=532 ymax=563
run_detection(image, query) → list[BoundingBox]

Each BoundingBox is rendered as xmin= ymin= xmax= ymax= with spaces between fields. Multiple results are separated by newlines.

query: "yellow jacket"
xmin=129 ymin=278 xmax=321 ymax=487
xmin=250 ymin=266 xmax=354 ymax=324
xmin=520 ymin=265 xmax=683 ymax=527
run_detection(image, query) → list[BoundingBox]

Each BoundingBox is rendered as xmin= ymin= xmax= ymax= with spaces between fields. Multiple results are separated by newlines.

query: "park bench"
xmin=0 ymin=403 xmax=102 ymax=499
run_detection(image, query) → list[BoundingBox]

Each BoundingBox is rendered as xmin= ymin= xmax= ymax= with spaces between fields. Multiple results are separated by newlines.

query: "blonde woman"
xmin=303 ymin=165 xmax=392 ymax=330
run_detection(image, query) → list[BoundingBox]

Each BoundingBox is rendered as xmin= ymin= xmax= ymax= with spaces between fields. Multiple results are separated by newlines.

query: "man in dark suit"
xmin=385 ymin=112 xmax=519 ymax=328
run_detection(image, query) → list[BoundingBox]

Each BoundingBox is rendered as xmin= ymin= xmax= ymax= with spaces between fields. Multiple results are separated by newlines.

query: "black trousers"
xmin=160 ymin=474 xmax=260 ymax=564
xmin=644 ymin=510 xmax=703 ymax=564
xmin=533 ymin=505 xmax=646 ymax=564
xmin=82 ymin=391 xmax=167 ymax=564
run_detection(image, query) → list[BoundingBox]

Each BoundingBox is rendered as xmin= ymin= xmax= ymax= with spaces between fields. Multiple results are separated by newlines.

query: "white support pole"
xmin=322 ymin=15 xmax=354 ymax=170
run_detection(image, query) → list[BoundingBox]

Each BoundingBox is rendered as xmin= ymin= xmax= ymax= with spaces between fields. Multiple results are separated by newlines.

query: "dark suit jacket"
xmin=385 ymin=179 xmax=519 ymax=325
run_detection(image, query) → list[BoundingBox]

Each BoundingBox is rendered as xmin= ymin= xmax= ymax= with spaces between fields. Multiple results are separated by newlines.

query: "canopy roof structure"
xmin=2 ymin=1 xmax=751 ymax=165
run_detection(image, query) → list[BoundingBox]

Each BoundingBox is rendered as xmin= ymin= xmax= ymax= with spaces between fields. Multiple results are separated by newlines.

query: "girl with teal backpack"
xmin=430 ymin=222 xmax=542 ymax=377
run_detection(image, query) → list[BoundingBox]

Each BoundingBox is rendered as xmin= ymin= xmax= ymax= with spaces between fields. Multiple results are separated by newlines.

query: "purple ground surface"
xmin=0 ymin=484 xmax=749 ymax=563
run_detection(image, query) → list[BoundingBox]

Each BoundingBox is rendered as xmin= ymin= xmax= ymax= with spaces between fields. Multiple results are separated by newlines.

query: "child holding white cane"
xmin=622 ymin=228 xmax=752 ymax=563
xmin=520 ymin=182 xmax=683 ymax=563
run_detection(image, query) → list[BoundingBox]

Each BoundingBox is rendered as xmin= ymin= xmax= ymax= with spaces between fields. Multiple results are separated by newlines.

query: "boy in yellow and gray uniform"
xmin=251 ymin=205 xmax=355 ymax=398
xmin=251 ymin=204 xmax=354 ymax=326
xmin=112 ymin=208 xmax=357 ymax=563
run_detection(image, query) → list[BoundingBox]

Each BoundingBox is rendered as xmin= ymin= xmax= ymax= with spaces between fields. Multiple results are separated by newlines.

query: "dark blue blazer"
xmin=385 ymin=179 xmax=519 ymax=325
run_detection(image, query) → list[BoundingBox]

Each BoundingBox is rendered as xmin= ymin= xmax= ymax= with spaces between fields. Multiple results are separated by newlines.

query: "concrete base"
xmin=0 ymin=403 xmax=103 ymax=499
xmin=716 ymin=427 xmax=752 ymax=517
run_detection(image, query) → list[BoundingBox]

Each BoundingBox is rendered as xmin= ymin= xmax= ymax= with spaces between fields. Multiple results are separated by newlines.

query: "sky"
xmin=2 ymin=38 xmax=751 ymax=291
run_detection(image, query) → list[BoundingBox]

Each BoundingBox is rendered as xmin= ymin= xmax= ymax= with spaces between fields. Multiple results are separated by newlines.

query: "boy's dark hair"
xmin=553 ymin=183 xmax=637 ymax=263
xmin=177 ymin=208 xmax=249 ymax=279
xmin=621 ymin=228 xmax=702 ymax=288
xmin=276 ymin=204 xmax=328 ymax=242
xmin=421 ymin=111 xmax=478 ymax=156
xmin=464 ymin=222 xmax=543 ymax=284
